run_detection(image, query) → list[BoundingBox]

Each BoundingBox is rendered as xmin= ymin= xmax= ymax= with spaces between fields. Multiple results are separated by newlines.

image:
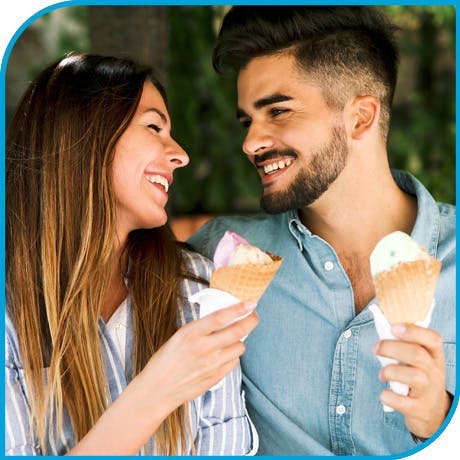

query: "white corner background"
xmin=0 ymin=2 xmax=458 ymax=459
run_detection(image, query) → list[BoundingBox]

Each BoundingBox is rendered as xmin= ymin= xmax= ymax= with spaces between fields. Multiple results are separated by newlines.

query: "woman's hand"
xmin=139 ymin=300 xmax=258 ymax=412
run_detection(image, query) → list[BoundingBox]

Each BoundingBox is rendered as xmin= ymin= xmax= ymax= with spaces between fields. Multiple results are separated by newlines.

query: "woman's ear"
xmin=349 ymin=95 xmax=380 ymax=140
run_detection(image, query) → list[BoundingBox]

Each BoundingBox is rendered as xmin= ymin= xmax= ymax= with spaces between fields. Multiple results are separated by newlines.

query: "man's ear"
xmin=349 ymin=95 xmax=380 ymax=140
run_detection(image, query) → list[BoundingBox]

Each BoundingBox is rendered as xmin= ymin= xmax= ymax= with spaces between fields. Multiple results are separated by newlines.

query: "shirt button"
xmin=336 ymin=405 xmax=346 ymax=415
xmin=343 ymin=329 xmax=352 ymax=339
xmin=324 ymin=261 xmax=334 ymax=271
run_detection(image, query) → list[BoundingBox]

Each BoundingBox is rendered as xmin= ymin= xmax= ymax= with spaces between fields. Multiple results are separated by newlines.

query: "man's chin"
xmin=260 ymin=193 xmax=292 ymax=214
xmin=260 ymin=188 xmax=321 ymax=213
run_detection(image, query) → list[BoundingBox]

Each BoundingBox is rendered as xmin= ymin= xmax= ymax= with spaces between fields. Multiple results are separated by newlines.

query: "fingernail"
xmin=244 ymin=301 xmax=257 ymax=311
xmin=391 ymin=323 xmax=406 ymax=337
xmin=372 ymin=342 xmax=379 ymax=354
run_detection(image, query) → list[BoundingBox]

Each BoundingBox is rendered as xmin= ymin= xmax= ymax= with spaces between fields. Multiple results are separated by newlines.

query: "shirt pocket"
xmin=383 ymin=341 xmax=456 ymax=433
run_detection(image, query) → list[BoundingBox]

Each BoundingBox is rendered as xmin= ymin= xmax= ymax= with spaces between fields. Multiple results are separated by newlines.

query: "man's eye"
xmin=240 ymin=119 xmax=251 ymax=129
xmin=270 ymin=108 xmax=288 ymax=117
xmin=148 ymin=124 xmax=161 ymax=133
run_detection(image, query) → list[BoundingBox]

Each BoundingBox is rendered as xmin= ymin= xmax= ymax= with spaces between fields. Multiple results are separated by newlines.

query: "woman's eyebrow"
xmin=141 ymin=108 xmax=168 ymax=124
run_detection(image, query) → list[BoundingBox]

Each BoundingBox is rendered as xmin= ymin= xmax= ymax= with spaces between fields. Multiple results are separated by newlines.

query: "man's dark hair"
xmin=213 ymin=6 xmax=400 ymax=138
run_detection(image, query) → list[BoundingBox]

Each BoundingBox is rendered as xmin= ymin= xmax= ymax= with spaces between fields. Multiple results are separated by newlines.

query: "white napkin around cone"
xmin=189 ymin=288 xmax=254 ymax=390
xmin=369 ymin=301 xmax=435 ymax=412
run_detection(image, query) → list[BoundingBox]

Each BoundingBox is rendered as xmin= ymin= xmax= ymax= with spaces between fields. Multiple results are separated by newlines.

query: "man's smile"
xmin=255 ymin=154 xmax=296 ymax=186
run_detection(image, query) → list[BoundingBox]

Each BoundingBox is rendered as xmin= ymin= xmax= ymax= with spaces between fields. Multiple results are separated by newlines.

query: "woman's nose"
xmin=166 ymin=138 xmax=190 ymax=168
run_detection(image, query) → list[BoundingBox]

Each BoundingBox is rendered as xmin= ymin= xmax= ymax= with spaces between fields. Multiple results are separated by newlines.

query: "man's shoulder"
xmin=438 ymin=201 xmax=455 ymax=219
xmin=188 ymin=212 xmax=285 ymax=259
xmin=436 ymin=201 xmax=456 ymax=260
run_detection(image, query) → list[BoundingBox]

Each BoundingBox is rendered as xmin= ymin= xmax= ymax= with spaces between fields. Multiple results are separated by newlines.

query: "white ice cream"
xmin=229 ymin=243 xmax=272 ymax=266
xmin=370 ymin=231 xmax=424 ymax=277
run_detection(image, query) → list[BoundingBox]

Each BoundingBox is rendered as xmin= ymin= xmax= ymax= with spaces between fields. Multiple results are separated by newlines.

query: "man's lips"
xmin=254 ymin=151 xmax=296 ymax=184
xmin=258 ymin=157 xmax=294 ymax=175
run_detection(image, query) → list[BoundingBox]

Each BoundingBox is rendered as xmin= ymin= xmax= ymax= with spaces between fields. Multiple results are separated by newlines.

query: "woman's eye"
xmin=148 ymin=124 xmax=161 ymax=133
xmin=239 ymin=119 xmax=251 ymax=129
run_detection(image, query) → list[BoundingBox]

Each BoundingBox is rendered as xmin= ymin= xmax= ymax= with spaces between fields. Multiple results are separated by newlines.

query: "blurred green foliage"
xmin=168 ymin=6 xmax=260 ymax=215
xmin=385 ymin=6 xmax=455 ymax=207
xmin=167 ymin=5 xmax=455 ymax=215
xmin=7 ymin=6 xmax=455 ymax=215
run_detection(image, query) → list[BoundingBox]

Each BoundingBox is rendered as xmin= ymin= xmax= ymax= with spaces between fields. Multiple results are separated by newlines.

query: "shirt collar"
xmin=285 ymin=170 xmax=440 ymax=256
xmin=392 ymin=170 xmax=441 ymax=258
xmin=287 ymin=209 xmax=308 ymax=250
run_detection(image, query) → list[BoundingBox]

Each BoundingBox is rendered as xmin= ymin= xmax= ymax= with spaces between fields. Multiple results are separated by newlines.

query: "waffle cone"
xmin=210 ymin=254 xmax=282 ymax=303
xmin=373 ymin=257 xmax=441 ymax=324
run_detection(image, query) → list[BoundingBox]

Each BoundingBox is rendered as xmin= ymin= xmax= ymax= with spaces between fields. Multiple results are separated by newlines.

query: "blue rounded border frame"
xmin=0 ymin=1 xmax=458 ymax=459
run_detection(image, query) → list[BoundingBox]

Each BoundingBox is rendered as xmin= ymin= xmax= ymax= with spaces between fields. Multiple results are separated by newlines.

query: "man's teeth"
xmin=263 ymin=158 xmax=292 ymax=174
xmin=146 ymin=175 xmax=169 ymax=192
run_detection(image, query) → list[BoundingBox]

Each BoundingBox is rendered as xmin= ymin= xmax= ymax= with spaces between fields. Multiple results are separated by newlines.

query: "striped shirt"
xmin=5 ymin=250 xmax=257 ymax=455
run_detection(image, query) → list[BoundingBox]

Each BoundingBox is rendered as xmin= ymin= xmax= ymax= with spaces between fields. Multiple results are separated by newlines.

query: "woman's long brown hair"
xmin=6 ymin=53 xmax=189 ymax=454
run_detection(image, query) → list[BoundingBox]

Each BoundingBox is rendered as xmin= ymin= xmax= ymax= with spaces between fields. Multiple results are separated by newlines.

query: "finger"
xmin=209 ymin=311 xmax=259 ymax=347
xmin=218 ymin=340 xmax=247 ymax=363
xmin=208 ymin=357 xmax=241 ymax=388
xmin=379 ymin=388 xmax=416 ymax=415
xmin=391 ymin=323 xmax=445 ymax=363
xmin=375 ymin=340 xmax=432 ymax=369
xmin=379 ymin=363 xmax=430 ymax=397
xmin=200 ymin=345 xmax=245 ymax=390
xmin=190 ymin=301 xmax=257 ymax=335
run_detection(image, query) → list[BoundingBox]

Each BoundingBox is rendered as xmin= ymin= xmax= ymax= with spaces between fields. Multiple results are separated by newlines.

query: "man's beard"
xmin=260 ymin=125 xmax=348 ymax=214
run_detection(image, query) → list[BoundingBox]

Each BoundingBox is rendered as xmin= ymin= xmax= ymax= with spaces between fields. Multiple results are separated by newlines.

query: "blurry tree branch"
xmin=88 ymin=6 xmax=168 ymax=84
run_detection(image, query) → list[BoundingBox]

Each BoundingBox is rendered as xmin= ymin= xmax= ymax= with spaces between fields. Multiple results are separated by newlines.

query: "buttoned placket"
xmin=329 ymin=326 xmax=359 ymax=455
xmin=295 ymin=225 xmax=359 ymax=456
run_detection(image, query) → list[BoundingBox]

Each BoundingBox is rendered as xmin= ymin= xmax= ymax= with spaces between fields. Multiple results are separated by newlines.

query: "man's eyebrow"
xmin=142 ymin=108 xmax=168 ymax=124
xmin=236 ymin=93 xmax=294 ymax=119
xmin=254 ymin=93 xmax=293 ymax=110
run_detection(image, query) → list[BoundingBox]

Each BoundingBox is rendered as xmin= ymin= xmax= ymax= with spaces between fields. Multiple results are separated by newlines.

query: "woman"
xmin=6 ymin=53 xmax=258 ymax=455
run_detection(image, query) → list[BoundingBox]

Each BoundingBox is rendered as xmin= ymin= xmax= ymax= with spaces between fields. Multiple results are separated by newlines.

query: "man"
xmin=188 ymin=6 xmax=455 ymax=456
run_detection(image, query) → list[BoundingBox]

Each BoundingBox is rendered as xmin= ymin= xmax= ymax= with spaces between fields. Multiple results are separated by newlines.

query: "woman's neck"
xmin=100 ymin=244 xmax=129 ymax=322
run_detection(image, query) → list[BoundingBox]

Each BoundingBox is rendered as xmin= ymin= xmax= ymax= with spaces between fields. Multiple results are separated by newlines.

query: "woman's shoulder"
xmin=180 ymin=245 xmax=214 ymax=281
xmin=177 ymin=247 xmax=214 ymax=326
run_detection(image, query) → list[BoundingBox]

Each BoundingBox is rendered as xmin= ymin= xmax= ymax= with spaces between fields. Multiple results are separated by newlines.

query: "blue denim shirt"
xmin=188 ymin=171 xmax=456 ymax=456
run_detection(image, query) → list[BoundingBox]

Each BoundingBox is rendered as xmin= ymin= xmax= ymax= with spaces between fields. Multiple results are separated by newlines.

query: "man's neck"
xmin=299 ymin=163 xmax=417 ymax=258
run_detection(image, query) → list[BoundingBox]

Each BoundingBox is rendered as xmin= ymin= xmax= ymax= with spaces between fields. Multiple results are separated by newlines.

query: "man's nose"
xmin=242 ymin=123 xmax=275 ymax=157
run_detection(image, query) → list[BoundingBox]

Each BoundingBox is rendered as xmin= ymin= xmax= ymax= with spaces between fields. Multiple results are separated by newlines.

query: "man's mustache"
xmin=254 ymin=149 xmax=298 ymax=167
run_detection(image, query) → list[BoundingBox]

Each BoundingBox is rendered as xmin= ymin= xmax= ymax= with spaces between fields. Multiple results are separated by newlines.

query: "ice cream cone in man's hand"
xmin=370 ymin=231 xmax=441 ymax=325
xmin=369 ymin=231 xmax=442 ymax=411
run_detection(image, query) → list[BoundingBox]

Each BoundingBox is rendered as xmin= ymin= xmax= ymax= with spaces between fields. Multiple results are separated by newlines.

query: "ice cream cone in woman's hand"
xmin=210 ymin=232 xmax=282 ymax=303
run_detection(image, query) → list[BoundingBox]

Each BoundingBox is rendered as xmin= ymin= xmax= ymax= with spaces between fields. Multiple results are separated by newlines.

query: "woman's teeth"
xmin=263 ymin=158 xmax=292 ymax=174
xmin=146 ymin=175 xmax=169 ymax=192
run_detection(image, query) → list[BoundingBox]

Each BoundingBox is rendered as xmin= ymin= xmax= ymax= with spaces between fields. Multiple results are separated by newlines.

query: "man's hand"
xmin=373 ymin=323 xmax=451 ymax=438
